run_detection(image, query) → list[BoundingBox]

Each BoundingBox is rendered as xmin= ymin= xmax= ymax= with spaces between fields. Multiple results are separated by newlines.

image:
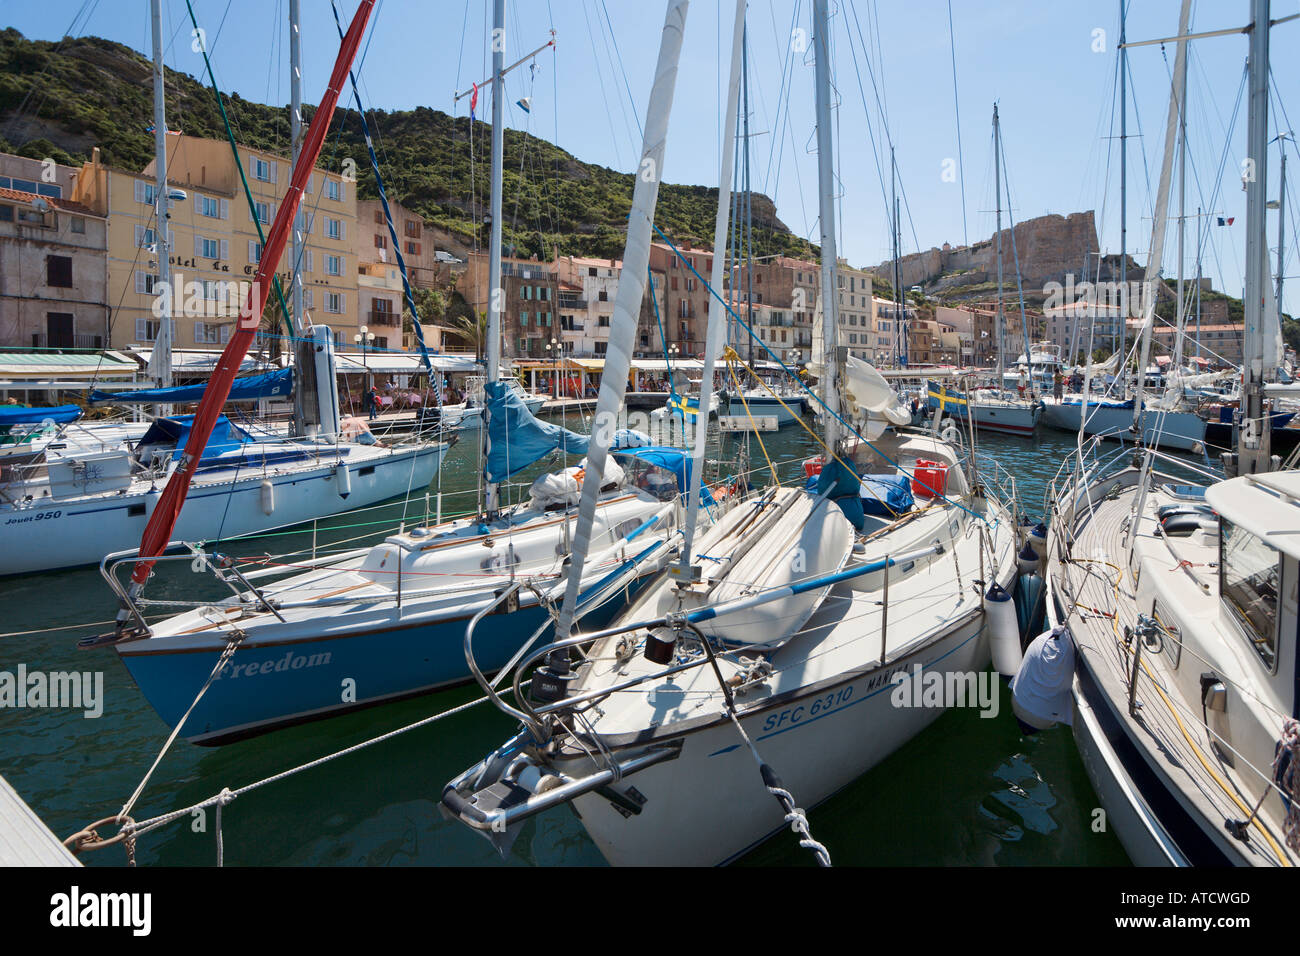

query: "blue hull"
xmin=121 ymin=578 xmax=643 ymax=745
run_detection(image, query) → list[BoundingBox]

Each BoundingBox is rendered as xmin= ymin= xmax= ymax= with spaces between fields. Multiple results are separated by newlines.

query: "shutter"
xmin=307 ymin=212 xmax=314 ymax=233
xmin=134 ymin=179 xmax=146 ymax=203
xmin=248 ymin=240 xmax=257 ymax=262
xmin=134 ymin=271 xmax=146 ymax=294
xmin=305 ymin=248 xmax=313 ymax=272
xmin=135 ymin=225 xmax=144 ymax=247
xmin=136 ymin=317 xmax=148 ymax=340
xmin=220 ymin=325 xmax=231 ymax=344
xmin=339 ymin=181 xmax=346 ymax=202
xmin=193 ymin=320 xmax=203 ymax=340
xmin=193 ymin=234 xmax=203 ymax=257
xmin=339 ymin=293 xmax=346 ymax=313
xmin=269 ymin=161 xmax=278 ymax=183
xmin=220 ymin=198 xmax=229 ymax=219
xmin=268 ymin=202 xmax=276 ymax=224
xmin=305 ymin=175 xmax=313 ymax=195
xmin=339 ymin=220 xmax=346 ymax=241
xmin=220 ymin=239 xmax=229 ymax=260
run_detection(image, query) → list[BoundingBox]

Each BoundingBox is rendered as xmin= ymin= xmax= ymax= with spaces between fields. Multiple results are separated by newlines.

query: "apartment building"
xmin=463 ymin=252 xmax=559 ymax=360
xmin=554 ymin=255 xmax=620 ymax=357
xmin=0 ymin=152 xmax=109 ymax=349
xmin=72 ymin=135 xmax=360 ymax=351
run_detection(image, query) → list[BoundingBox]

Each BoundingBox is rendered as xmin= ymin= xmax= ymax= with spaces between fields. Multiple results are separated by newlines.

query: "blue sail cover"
xmin=613 ymin=445 xmax=715 ymax=506
xmin=136 ymin=415 xmax=253 ymax=461
xmin=0 ymin=404 xmax=82 ymax=426
xmin=484 ymin=380 xmax=589 ymax=481
xmin=88 ymin=367 xmax=294 ymax=405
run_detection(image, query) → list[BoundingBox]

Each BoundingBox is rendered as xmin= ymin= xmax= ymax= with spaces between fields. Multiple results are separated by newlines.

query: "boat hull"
xmin=1039 ymin=398 xmax=1206 ymax=451
xmin=563 ymin=609 xmax=991 ymax=866
xmin=724 ymin=395 xmax=803 ymax=425
xmin=0 ymin=444 xmax=446 ymax=576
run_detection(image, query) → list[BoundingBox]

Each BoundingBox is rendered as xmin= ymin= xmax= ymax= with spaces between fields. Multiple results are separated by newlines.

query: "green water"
xmin=0 ymin=418 xmax=1132 ymax=866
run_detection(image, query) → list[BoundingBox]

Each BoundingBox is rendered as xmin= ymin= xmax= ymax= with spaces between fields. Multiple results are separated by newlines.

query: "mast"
xmin=1239 ymin=0 xmax=1272 ymax=472
xmin=891 ymin=150 xmax=903 ymax=367
xmin=682 ymin=0 xmax=745 ymax=574
xmin=553 ymin=0 xmax=689 ymax=642
xmin=814 ymin=0 xmax=841 ymax=448
xmin=484 ymin=0 xmax=506 ymax=515
xmin=1131 ymin=0 xmax=1191 ymax=435
xmin=1279 ymin=141 xmax=1288 ymax=310
xmin=1119 ymin=0 xmax=1128 ymax=374
xmin=289 ymin=0 xmax=310 ymax=437
xmin=1173 ymin=22 xmax=1189 ymax=372
xmin=993 ymin=104 xmax=1004 ymax=389
xmin=1196 ymin=205 xmax=1203 ymax=361
xmin=149 ymin=0 xmax=172 ymax=400
xmin=742 ymin=23 xmax=754 ymax=366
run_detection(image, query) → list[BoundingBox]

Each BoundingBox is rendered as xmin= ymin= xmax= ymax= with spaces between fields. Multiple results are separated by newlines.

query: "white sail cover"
xmin=809 ymin=293 xmax=909 ymax=427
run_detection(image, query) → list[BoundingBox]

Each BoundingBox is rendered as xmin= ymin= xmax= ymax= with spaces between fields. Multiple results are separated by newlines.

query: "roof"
xmin=0 ymin=186 xmax=101 ymax=218
xmin=1205 ymin=471 xmax=1300 ymax=561
xmin=0 ymin=350 xmax=137 ymax=378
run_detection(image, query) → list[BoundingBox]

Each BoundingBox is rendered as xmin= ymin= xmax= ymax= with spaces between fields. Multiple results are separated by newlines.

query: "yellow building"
xmin=71 ymin=135 xmax=360 ymax=351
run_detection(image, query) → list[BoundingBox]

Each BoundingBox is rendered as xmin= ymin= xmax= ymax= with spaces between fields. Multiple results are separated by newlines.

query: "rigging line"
xmin=579 ymin=0 xmax=628 ymax=168
xmin=599 ymin=0 xmax=643 ymax=140
xmin=840 ymin=3 xmax=890 ymax=227
xmin=947 ymin=0 xmax=968 ymax=247
xmin=759 ymin=0 xmax=798 ymax=197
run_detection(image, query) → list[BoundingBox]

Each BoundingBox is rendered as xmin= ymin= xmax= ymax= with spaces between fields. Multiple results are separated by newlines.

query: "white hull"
xmin=442 ymin=395 xmax=546 ymax=430
xmin=0 ymin=443 xmax=445 ymax=575
xmin=565 ymin=609 xmax=993 ymax=866
xmin=1040 ymin=397 xmax=1206 ymax=451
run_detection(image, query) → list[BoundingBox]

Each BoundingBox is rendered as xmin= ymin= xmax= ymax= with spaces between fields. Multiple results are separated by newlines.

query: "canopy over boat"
xmin=88 ymin=367 xmax=294 ymax=406
xmin=0 ymin=404 xmax=82 ymax=426
xmin=613 ymin=445 xmax=714 ymax=506
xmin=136 ymin=415 xmax=253 ymax=462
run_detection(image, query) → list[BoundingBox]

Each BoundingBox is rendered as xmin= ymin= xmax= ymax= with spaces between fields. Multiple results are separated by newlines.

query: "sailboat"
xmin=927 ymin=105 xmax=1040 ymax=438
xmin=82 ymin=0 xmax=705 ymax=744
xmin=1033 ymin=0 xmax=1299 ymax=867
xmin=442 ymin=0 xmax=1021 ymax=866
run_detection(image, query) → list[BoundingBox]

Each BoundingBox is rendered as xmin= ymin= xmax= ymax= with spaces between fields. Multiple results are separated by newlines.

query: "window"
xmin=196 ymin=235 xmax=223 ymax=259
xmin=70 ymin=216 xmax=85 ymax=234
xmin=194 ymin=321 xmax=230 ymax=344
xmin=134 ymin=317 xmax=173 ymax=341
xmin=520 ymin=312 xmax=529 ymax=326
xmin=325 ymin=254 xmax=342 ymax=276
xmin=595 ymin=341 xmax=608 ymax=355
xmin=327 ymin=179 xmax=342 ymax=201
xmin=46 ymin=255 xmax=72 ymax=288
xmin=374 ymin=234 xmax=387 ymax=249
xmin=325 ymin=292 xmax=345 ymax=314
xmin=406 ymin=241 xmax=420 ymax=256
xmin=404 ymin=220 xmax=421 ymax=238
xmin=1220 ymin=518 xmax=1280 ymax=671
xmin=253 ymin=158 xmax=275 ymax=182
xmin=135 ymin=271 xmax=160 ymax=294
xmin=254 ymin=201 xmax=272 ymax=224
xmin=200 ymin=195 xmax=221 ymax=218
xmin=249 ymin=241 xmax=263 ymax=264
xmin=325 ymin=217 xmax=343 ymax=240
xmin=598 ymin=316 xmax=610 ymax=328
xmin=134 ymin=180 xmax=157 ymax=205
xmin=518 ymin=337 xmax=528 ymax=352
xmin=0 ymin=205 xmax=11 ymax=222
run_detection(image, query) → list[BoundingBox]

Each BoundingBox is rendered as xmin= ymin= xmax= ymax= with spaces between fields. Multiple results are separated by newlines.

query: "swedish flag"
xmin=668 ymin=393 xmax=699 ymax=418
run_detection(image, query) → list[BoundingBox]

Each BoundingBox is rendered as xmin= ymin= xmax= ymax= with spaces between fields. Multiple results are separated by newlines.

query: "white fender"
xmin=260 ymin=478 xmax=275 ymax=516
xmin=1010 ymin=625 xmax=1075 ymax=731
xmin=335 ymin=462 xmax=352 ymax=499
xmin=985 ymin=582 xmax=1022 ymax=677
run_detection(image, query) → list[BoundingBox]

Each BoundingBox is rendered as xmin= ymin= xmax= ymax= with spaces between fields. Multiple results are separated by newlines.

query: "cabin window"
xmin=1220 ymin=517 xmax=1280 ymax=671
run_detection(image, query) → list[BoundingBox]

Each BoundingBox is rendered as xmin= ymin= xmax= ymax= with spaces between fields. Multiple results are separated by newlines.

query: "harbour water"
xmin=0 ymin=415 xmax=1133 ymax=866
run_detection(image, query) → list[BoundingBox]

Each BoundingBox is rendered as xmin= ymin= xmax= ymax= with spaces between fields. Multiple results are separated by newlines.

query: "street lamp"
xmin=354 ymin=324 xmax=376 ymax=401
xmin=545 ymin=337 xmax=559 ymax=399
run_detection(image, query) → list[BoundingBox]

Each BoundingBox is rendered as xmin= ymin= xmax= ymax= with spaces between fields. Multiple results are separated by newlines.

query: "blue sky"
xmin=6 ymin=1 xmax=1298 ymax=315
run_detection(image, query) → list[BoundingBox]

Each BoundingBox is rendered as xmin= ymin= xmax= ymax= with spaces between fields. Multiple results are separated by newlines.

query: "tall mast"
xmin=742 ymin=23 xmax=754 ymax=366
xmin=1173 ymin=21 xmax=1189 ymax=371
xmin=993 ymin=103 xmax=1004 ymax=389
xmin=1279 ymin=142 xmax=1288 ymax=310
xmin=1239 ymin=0 xmax=1272 ymax=472
xmin=484 ymin=0 xmax=506 ymax=515
xmin=1131 ymin=0 xmax=1190 ymax=434
xmin=149 ymin=0 xmax=172 ymax=396
xmin=1119 ymin=0 xmax=1128 ymax=373
xmin=289 ymin=0 xmax=309 ymax=437
xmin=813 ymin=0 xmax=840 ymax=448
xmin=682 ymin=0 xmax=745 ymax=574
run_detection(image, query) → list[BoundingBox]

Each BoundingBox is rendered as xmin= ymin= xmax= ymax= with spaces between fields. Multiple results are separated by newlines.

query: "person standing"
xmin=1052 ymin=369 xmax=1063 ymax=401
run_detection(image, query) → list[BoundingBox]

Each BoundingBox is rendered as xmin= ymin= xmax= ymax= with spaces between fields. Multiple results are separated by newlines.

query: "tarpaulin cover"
xmin=484 ymin=379 xmax=589 ymax=481
xmin=0 ymin=404 xmax=82 ymax=426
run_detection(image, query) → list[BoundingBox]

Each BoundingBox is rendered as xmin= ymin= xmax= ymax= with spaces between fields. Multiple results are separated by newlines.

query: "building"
xmin=0 ymin=152 xmax=109 ymax=349
xmin=835 ymin=260 xmax=874 ymax=362
xmin=71 ymin=135 xmax=361 ymax=352
xmin=463 ymin=252 xmax=559 ymax=360
xmin=554 ymin=255 xmax=619 ymax=357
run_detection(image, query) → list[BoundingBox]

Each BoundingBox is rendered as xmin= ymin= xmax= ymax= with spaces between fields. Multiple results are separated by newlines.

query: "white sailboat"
xmin=1032 ymin=0 xmax=1299 ymax=867
xmin=442 ymin=0 xmax=1021 ymax=866
xmin=85 ymin=0 xmax=701 ymax=744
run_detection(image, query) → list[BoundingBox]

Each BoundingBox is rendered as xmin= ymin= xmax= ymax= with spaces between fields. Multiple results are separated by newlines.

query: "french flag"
xmin=470 ymin=83 xmax=478 ymax=121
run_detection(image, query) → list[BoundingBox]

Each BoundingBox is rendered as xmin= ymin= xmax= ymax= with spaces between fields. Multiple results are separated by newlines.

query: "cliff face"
xmin=875 ymin=211 xmax=1101 ymax=293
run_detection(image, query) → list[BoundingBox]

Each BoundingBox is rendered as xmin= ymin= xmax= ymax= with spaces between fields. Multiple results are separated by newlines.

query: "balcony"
xmin=367 ymin=310 xmax=401 ymax=327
